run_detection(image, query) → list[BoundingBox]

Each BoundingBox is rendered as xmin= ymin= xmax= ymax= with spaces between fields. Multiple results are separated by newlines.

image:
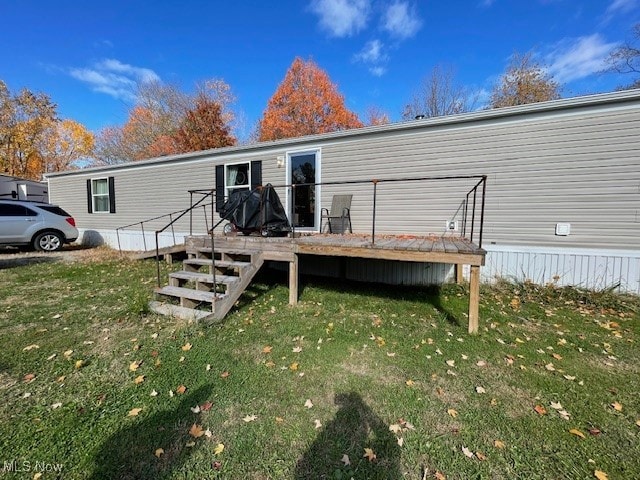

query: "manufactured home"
xmin=46 ymin=89 xmax=640 ymax=294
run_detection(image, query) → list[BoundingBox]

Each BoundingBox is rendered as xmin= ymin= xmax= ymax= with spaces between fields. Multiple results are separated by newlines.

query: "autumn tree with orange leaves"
xmin=0 ymin=80 xmax=94 ymax=180
xmin=94 ymin=79 xmax=237 ymax=165
xmin=490 ymin=52 xmax=561 ymax=108
xmin=258 ymin=58 xmax=362 ymax=141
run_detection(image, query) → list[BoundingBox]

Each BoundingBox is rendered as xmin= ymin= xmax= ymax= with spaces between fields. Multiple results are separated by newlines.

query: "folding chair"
xmin=321 ymin=194 xmax=352 ymax=234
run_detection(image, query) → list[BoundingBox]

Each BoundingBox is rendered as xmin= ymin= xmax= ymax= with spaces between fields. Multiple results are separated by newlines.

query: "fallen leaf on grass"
xmin=563 ymin=375 xmax=576 ymax=381
xmin=594 ymin=470 xmax=609 ymax=480
xmin=389 ymin=424 xmax=402 ymax=434
xmin=588 ymin=428 xmax=601 ymax=436
xmin=150 ymin=390 xmax=158 ymax=397
xmin=47 ymin=353 xmax=56 ymax=360
xmin=611 ymin=402 xmax=623 ymax=412
xmin=559 ymin=410 xmax=571 ymax=421
xmin=476 ymin=360 xmax=487 ymax=367
xmin=75 ymin=359 xmax=85 ymax=369
xmin=23 ymin=373 xmax=36 ymax=383
xmin=214 ymin=443 xmax=225 ymax=455
xmin=475 ymin=386 xmax=486 ymax=394
xmin=534 ymin=405 xmax=547 ymax=416
xmin=435 ymin=472 xmax=446 ymax=480
xmin=397 ymin=437 xmax=404 ymax=447
xmin=23 ymin=344 xmax=39 ymax=351
xmin=262 ymin=346 xmax=273 ymax=353
xmin=289 ymin=363 xmax=299 ymax=371
xmin=341 ymin=454 xmax=350 ymax=466
xmin=200 ymin=401 xmax=213 ymax=412
xmin=314 ymin=419 xmax=322 ymax=429
xmin=406 ymin=379 xmax=415 ymax=386
xmin=292 ymin=346 xmax=302 ymax=353
xmin=545 ymin=363 xmax=556 ymax=371
xmin=446 ymin=360 xmax=455 ymax=367
xmin=494 ymin=440 xmax=506 ymax=449
xmin=461 ymin=446 xmax=474 ymax=458
xmin=476 ymin=451 xmax=487 ymax=461
xmin=63 ymin=350 xmax=73 ymax=358
xmin=636 ymin=419 xmax=640 ymax=427
xmin=34 ymin=472 xmax=43 ymax=479
xmin=128 ymin=408 xmax=142 ymax=417
xmin=243 ymin=414 xmax=257 ymax=422
xmin=304 ymin=399 xmax=314 ymax=409
xmin=51 ymin=402 xmax=62 ymax=409
xmin=134 ymin=375 xmax=145 ymax=385
xmin=363 ymin=447 xmax=376 ymax=461
xmin=181 ymin=343 xmax=192 ymax=351
xmin=176 ymin=385 xmax=187 ymax=394
xmin=550 ymin=401 xmax=563 ymax=410
xmin=190 ymin=405 xmax=201 ymax=413
xmin=447 ymin=408 xmax=458 ymax=418
xmin=155 ymin=448 xmax=164 ymax=458
xmin=189 ymin=423 xmax=204 ymax=437
xmin=569 ymin=429 xmax=586 ymax=439
xmin=185 ymin=441 xmax=196 ymax=447
xmin=129 ymin=360 xmax=142 ymax=372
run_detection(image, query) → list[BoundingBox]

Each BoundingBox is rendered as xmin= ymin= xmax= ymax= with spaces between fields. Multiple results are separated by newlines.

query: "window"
xmin=0 ymin=204 xmax=37 ymax=216
xmin=215 ymin=161 xmax=262 ymax=212
xmin=86 ymin=177 xmax=116 ymax=213
xmin=225 ymin=163 xmax=250 ymax=197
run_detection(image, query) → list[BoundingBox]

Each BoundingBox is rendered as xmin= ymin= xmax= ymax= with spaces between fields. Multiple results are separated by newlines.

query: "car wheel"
xmin=33 ymin=231 xmax=63 ymax=252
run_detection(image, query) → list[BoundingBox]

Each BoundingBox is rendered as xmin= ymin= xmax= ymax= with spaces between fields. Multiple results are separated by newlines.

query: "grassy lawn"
xmin=0 ymin=249 xmax=639 ymax=479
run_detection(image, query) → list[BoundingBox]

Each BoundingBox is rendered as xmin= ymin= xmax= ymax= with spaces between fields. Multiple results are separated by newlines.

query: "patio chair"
xmin=321 ymin=194 xmax=352 ymax=234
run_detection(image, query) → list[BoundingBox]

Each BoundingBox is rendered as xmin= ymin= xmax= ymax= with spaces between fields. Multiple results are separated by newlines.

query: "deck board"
xmin=186 ymin=233 xmax=485 ymax=266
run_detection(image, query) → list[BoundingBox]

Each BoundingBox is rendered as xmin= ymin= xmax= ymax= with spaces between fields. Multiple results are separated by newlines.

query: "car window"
xmin=0 ymin=204 xmax=37 ymax=216
xmin=39 ymin=205 xmax=71 ymax=217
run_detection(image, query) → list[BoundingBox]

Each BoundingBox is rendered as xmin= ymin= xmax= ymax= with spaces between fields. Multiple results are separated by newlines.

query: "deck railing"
xmin=115 ymin=174 xmax=487 ymax=287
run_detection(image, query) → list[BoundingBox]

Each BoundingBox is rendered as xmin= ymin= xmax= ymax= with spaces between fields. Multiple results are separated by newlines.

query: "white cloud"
xmin=369 ymin=66 xmax=387 ymax=77
xmin=382 ymin=1 xmax=422 ymax=40
xmin=605 ymin=0 xmax=638 ymax=16
xmin=69 ymin=59 xmax=160 ymax=101
xmin=602 ymin=0 xmax=638 ymax=24
xmin=309 ymin=0 xmax=370 ymax=37
xmin=546 ymin=34 xmax=619 ymax=83
xmin=354 ymin=39 xmax=386 ymax=63
xmin=353 ymin=40 xmax=388 ymax=76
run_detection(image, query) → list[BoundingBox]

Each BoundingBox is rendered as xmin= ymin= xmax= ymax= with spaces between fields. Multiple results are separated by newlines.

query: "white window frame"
xmin=91 ymin=177 xmax=110 ymax=214
xmin=224 ymin=161 xmax=251 ymax=199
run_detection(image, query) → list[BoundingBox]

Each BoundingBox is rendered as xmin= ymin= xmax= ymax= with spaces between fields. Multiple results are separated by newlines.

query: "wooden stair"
xmin=150 ymin=246 xmax=263 ymax=322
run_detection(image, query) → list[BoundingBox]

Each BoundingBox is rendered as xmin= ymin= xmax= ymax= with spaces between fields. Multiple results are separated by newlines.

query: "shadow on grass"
xmin=294 ymin=392 xmax=402 ymax=480
xmin=0 ymin=254 xmax=58 ymax=270
xmin=275 ymin=269 xmax=466 ymax=328
xmin=90 ymin=385 xmax=213 ymax=480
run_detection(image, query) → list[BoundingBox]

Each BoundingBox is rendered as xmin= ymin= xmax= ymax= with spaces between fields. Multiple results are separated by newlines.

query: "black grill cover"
xmin=219 ymin=184 xmax=290 ymax=235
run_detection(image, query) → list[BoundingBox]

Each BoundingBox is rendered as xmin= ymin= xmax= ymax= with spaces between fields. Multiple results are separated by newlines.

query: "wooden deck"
xmin=185 ymin=233 xmax=486 ymax=333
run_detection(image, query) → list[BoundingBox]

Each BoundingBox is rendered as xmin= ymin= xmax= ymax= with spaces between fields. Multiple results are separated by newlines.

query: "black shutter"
xmin=86 ymin=179 xmax=93 ymax=213
xmin=250 ymin=160 xmax=262 ymax=189
xmin=108 ymin=177 xmax=116 ymax=213
xmin=215 ymin=165 xmax=225 ymax=212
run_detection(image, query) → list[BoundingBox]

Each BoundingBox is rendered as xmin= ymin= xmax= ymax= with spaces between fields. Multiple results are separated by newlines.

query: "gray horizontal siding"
xmin=47 ymin=93 xmax=640 ymax=254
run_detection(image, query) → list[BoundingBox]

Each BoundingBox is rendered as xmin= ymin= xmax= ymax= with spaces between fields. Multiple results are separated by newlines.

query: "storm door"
xmin=287 ymin=150 xmax=320 ymax=230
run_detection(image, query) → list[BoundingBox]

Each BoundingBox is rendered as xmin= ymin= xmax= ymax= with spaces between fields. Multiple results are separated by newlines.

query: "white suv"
xmin=0 ymin=200 xmax=78 ymax=251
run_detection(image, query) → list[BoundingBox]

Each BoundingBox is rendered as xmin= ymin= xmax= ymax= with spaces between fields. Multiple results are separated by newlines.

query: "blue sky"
xmin=1 ymin=0 xmax=638 ymax=140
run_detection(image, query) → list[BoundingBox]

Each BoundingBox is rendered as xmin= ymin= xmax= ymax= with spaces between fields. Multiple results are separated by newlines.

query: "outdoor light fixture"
xmin=276 ymin=155 xmax=285 ymax=168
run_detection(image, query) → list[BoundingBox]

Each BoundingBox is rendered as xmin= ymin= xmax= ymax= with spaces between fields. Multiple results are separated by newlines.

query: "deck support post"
xmin=289 ymin=253 xmax=299 ymax=305
xmin=468 ymin=265 xmax=480 ymax=334
xmin=455 ymin=263 xmax=464 ymax=284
